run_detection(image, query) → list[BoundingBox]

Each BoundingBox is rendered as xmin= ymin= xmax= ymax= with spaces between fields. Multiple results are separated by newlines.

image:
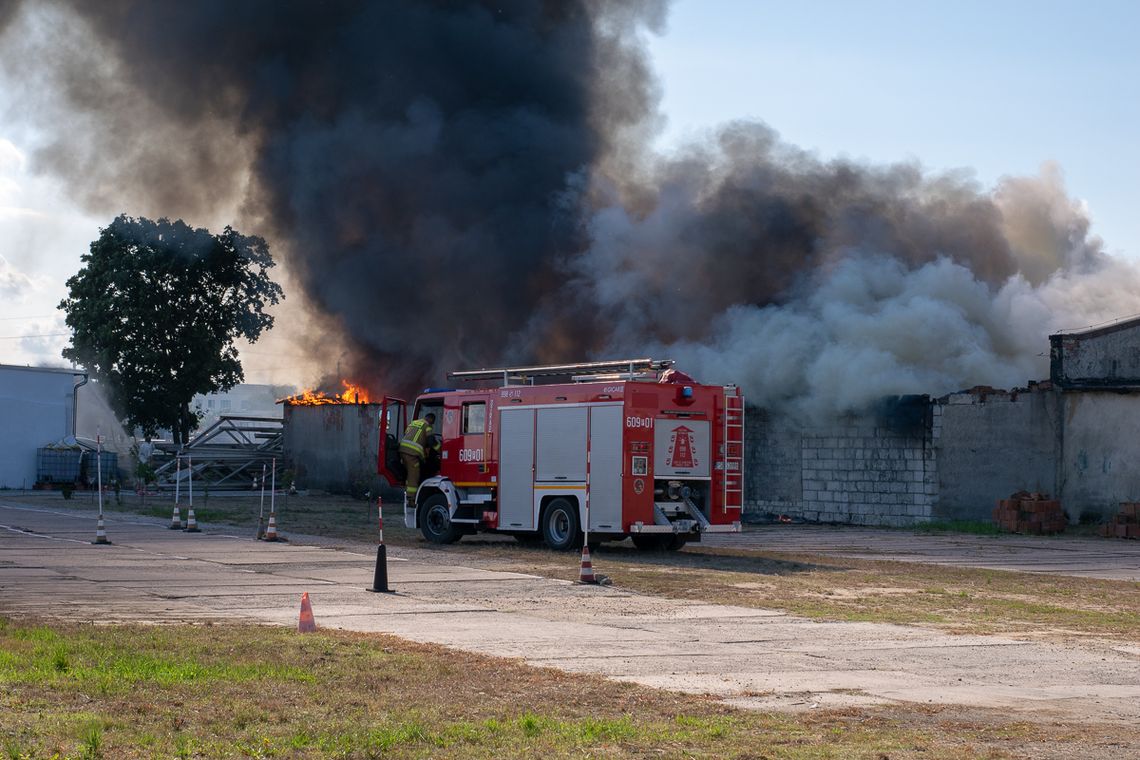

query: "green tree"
xmin=60 ymin=215 xmax=283 ymax=444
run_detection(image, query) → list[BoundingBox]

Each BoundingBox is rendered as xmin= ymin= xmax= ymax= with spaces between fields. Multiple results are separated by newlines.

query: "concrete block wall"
xmin=742 ymin=407 xmax=803 ymax=516
xmin=799 ymin=423 xmax=935 ymax=527
xmin=742 ymin=406 xmax=937 ymax=527
xmin=933 ymin=388 xmax=1059 ymax=521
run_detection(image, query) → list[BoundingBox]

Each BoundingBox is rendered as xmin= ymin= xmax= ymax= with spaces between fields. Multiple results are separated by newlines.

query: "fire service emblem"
xmin=666 ymin=425 xmax=698 ymax=469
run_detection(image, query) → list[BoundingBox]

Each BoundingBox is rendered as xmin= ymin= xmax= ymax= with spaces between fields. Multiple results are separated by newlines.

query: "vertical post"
xmin=188 ymin=455 xmax=193 ymax=508
xmin=256 ymin=463 xmax=267 ymax=540
xmin=96 ymin=431 xmax=103 ymax=517
xmin=170 ymin=455 xmax=183 ymax=529
xmin=369 ymin=494 xmax=393 ymax=593
xmin=92 ymin=430 xmax=110 ymax=544
xmin=270 ymin=457 xmax=276 ymax=518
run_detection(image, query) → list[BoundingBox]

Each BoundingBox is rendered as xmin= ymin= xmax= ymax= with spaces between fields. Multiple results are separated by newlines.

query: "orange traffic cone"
xmin=263 ymin=512 xmax=279 ymax=541
xmin=298 ymin=592 xmax=317 ymax=633
xmin=577 ymin=545 xmax=596 ymax=584
xmin=184 ymin=507 xmax=200 ymax=533
xmin=169 ymin=505 xmax=182 ymax=530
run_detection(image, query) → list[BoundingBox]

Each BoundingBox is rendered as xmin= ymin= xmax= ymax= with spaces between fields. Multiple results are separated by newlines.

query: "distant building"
xmin=0 ymin=364 xmax=87 ymax=489
xmin=192 ymin=384 xmax=292 ymax=429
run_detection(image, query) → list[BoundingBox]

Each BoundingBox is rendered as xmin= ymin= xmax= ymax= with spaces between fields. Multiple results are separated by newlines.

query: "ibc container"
xmin=36 ymin=448 xmax=83 ymax=484
xmin=81 ymin=451 xmax=120 ymax=483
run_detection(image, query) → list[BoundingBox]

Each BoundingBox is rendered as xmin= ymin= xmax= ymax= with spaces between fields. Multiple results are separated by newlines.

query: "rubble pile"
xmin=1100 ymin=502 xmax=1140 ymax=539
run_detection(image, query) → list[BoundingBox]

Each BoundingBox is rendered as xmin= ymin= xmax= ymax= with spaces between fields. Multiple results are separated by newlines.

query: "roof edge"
xmin=0 ymin=363 xmax=87 ymax=376
xmin=1050 ymin=313 xmax=1140 ymax=341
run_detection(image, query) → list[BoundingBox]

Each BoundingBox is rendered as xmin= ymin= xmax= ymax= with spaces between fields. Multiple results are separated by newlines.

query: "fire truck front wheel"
xmin=541 ymin=498 xmax=581 ymax=551
xmin=418 ymin=494 xmax=462 ymax=544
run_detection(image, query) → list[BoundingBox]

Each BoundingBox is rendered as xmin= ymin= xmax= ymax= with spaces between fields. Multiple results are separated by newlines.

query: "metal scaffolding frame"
xmin=153 ymin=415 xmax=283 ymax=491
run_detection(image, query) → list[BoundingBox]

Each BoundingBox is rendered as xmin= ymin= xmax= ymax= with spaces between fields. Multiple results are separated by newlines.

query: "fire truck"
xmin=377 ymin=359 xmax=744 ymax=550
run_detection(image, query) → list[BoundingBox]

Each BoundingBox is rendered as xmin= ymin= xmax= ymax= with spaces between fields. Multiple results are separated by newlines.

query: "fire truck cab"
xmin=378 ymin=359 xmax=743 ymax=550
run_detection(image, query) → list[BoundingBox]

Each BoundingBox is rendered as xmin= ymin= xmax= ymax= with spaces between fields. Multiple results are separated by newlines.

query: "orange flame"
xmin=280 ymin=380 xmax=372 ymax=406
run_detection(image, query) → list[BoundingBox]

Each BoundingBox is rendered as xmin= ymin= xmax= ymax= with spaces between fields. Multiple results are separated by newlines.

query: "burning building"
xmin=280 ymin=382 xmax=386 ymax=495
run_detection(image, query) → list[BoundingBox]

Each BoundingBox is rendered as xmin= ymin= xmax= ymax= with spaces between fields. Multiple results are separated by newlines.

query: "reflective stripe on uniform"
xmin=399 ymin=440 xmax=425 ymax=457
xmin=400 ymin=419 xmax=433 ymax=457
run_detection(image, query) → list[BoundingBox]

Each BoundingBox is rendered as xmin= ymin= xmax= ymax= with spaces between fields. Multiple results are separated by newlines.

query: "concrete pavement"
xmin=705 ymin=524 xmax=1140 ymax=581
xmin=2 ymin=500 xmax=1139 ymax=724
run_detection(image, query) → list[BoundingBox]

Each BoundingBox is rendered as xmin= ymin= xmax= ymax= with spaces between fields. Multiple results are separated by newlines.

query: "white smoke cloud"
xmin=655 ymin=253 xmax=1140 ymax=421
xmin=582 ymin=158 xmax=1140 ymax=421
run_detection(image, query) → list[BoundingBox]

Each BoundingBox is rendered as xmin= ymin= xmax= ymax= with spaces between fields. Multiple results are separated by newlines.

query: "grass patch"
xmin=1 ymin=617 xmax=1124 ymax=758
xmin=915 ymin=519 xmax=1001 ymax=535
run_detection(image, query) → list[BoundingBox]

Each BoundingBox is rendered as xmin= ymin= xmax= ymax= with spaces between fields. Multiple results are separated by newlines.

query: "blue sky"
xmin=2 ymin=0 xmax=1139 ymax=372
xmin=649 ymin=0 xmax=1140 ymax=259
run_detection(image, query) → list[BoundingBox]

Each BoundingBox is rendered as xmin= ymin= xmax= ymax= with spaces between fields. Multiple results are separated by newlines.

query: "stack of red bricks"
xmin=992 ymin=491 xmax=1067 ymax=535
xmin=1100 ymin=502 xmax=1140 ymax=539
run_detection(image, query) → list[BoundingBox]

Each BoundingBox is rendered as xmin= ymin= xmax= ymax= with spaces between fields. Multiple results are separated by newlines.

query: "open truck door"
xmin=377 ymin=395 xmax=408 ymax=488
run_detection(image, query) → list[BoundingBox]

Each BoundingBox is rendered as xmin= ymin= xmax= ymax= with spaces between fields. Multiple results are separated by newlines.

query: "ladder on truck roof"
xmin=448 ymin=358 xmax=674 ymax=386
xmin=721 ymin=388 xmax=745 ymax=513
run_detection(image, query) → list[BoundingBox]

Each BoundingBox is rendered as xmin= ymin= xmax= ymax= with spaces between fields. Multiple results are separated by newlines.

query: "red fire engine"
xmin=377 ymin=359 xmax=744 ymax=550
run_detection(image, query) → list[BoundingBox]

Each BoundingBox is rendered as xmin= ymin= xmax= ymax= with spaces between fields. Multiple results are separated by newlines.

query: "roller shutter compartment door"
xmin=498 ymin=408 xmax=536 ymax=530
xmin=536 ymin=406 xmax=587 ymax=482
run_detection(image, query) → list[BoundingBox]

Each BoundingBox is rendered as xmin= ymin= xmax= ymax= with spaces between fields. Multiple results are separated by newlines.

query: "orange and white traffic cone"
xmin=169 ymin=505 xmax=182 ymax=530
xmin=263 ymin=512 xmax=279 ymax=541
xmin=92 ymin=515 xmax=111 ymax=545
xmin=577 ymin=545 xmax=596 ymax=584
xmin=184 ymin=507 xmax=200 ymax=533
xmin=298 ymin=592 xmax=317 ymax=633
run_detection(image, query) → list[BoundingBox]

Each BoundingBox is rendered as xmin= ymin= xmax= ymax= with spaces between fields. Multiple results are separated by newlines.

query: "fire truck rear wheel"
xmin=418 ymin=493 xmax=462 ymax=544
xmin=541 ymin=498 xmax=581 ymax=551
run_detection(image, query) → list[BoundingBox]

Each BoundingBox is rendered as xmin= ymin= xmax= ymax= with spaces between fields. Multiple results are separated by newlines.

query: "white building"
xmin=192 ymin=384 xmax=291 ymax=429
xmin=0 ymin=363 xmax=87 ymax=489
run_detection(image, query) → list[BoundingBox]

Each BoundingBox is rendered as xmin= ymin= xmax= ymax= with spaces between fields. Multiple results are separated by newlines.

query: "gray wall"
xmin=934 ymin=389 xmax=1059 ymax=521
xmin=0 ymin=366 xmax=81 ymax=488
xmin=744 ymin=408 xmax=802 ymax=515
xmin=1051 ymin=319 xmax=1140 ymax=388
xmin=743 ymin=407 xmax=936 ymax=527
xmin=800 ymin=423 xmax=934 ymax=527
xmin=1059 ymin=392 xmax=1140 ymax=519
xmin=282 ymin=403 xmax=382 ymax=493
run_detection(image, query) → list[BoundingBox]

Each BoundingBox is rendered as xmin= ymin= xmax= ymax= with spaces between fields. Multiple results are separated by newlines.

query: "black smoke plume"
xmin=0 ymin=0 xmax=665 ymax=390
xmin=2 ymin=0 xmax=1138 ymax=414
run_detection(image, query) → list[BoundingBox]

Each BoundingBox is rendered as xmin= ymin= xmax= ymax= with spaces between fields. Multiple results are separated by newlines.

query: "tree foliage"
xmin=60 ymin=215 xmax=283 ymax=443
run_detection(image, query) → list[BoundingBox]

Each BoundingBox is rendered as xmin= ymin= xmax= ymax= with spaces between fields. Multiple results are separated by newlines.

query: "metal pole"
xmin=174 ymin=456 xmax=181 ymax=505
xmin=270 ymin=457 xmax=276 ymax=518
xmin=256 ymin=463 xmax=267 ymax=539
xmin=96 ymin=431 xmax=103 ymax=518
xmin=188 ymin=455 xmax=193 ymax=507
xmin=368 ymin=499 xmax=393 ymax=593
xmin=92 ymin=430 xmax=110 ymax=544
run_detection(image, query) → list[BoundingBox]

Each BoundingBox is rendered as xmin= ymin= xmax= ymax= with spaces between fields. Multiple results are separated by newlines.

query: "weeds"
xmin=79 ymin=722 xmax=103 ymax=760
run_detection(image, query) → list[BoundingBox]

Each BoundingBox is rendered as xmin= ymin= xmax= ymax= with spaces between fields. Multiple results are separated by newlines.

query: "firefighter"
xmin=399 ymin=412 xmax=438 ymax=500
